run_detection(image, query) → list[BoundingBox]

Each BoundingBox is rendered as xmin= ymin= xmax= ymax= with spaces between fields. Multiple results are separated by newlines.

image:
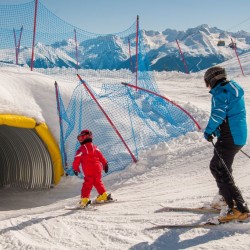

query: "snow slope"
xmin=0 ymin=56 xmax=250 ymax=249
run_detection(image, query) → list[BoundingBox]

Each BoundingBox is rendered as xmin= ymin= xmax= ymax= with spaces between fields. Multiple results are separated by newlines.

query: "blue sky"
xmin=2 ymin=0 xmax=250 ymax=34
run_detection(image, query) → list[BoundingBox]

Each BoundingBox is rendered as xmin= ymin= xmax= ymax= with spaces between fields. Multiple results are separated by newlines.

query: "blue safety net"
xmin=0 ymin=1 xmax=199 ymax=176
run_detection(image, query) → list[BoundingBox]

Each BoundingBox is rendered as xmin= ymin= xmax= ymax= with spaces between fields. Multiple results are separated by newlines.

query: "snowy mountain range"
xmin=1 ymin=24 xmax=250 ymax=72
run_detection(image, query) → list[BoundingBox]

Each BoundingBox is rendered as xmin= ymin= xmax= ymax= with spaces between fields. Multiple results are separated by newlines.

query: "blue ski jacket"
xmin=205 ymin=80 xmax=247 ymax=146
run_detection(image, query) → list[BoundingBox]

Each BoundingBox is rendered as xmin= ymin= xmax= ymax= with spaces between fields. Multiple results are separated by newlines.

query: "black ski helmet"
xmin=204 ymin=66 xmax=227 ymax=88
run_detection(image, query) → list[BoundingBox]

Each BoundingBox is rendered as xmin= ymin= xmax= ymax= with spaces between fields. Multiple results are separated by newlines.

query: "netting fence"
xmin=0 ymin=0 xmax=200 ymax=176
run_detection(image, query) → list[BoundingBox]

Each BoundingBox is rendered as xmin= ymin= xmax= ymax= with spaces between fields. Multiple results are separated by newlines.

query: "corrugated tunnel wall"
xmin=0 ymin=126 xmax=53 ymax=189
xmin=0 ymin=115 xmax=64 ymax=190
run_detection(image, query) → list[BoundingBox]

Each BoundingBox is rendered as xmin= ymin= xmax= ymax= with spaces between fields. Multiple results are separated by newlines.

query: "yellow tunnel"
xmin=0 ymin=114 xmax=64 ymax=189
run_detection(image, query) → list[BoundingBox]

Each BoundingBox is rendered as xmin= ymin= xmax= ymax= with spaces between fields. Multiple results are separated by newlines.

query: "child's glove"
xmin=65 ymin=167 xmax=74 ymax=176
xmin=74 ymin=170 xmax=79 ymax=176
xmin=104 ymin=163 xmax=109 ymax=173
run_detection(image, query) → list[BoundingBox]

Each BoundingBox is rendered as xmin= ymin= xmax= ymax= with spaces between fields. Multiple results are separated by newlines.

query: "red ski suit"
xmin=72 ymin=142 xmax=107 ymax=198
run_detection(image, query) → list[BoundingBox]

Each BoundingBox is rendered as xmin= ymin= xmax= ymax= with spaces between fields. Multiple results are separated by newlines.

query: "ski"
xmin=64 ymin=205 xmax=97 ymax=211
xmin=65 ymin=198 xmax=118 ymax=210
xmin=147 ymin=222 xmax=221 ymax=230
xmin=147 ymin=214 xmax=250 ymax=230
xmin=155 ymin=205 xmax=220 ymax=214
xmin=91 ymin=199 xmax=118 ymax=206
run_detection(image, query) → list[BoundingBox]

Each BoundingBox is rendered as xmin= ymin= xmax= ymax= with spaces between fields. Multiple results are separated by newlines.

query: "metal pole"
xmin=74 ymin=29 xmax=79 ymax=71
xmin=211 ymin=141 xmax=236 ymax=184
xmin=240 ymin=149 xmax=250 ymax=159
xmin=128 ymin=38 xmax=134 ymax=73
xmin=13 ymin=29 xmax=18 ymax=65
xmin=54 ymin=81 xmax=68 ymax=169
xmin=17 ymin=26 xmax=23 ymax=65
xmin=211 ymin=141 xmax=246 ymax=208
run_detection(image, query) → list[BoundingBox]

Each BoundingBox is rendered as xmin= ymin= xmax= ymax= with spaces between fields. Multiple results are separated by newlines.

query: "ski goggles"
xmin=77 ymin=131 xmax=92 ymax=141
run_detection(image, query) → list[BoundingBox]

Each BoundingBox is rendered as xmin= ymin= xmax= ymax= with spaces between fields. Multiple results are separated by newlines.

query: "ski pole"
xmin=211 ymin=141 xmax=236 ymax=185
xmin=211 ymin=141 xmax=247 ymax=204
xmin=240 ymin=149 xmax=250 ymax=159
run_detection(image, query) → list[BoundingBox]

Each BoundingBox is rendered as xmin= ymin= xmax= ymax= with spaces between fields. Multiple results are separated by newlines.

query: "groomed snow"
xmin=0 ymin=56 xmax=250 ymax=249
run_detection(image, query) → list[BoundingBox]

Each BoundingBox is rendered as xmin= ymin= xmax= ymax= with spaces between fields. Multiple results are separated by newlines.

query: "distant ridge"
xmin=1 ymin=24 xmax=250 ymax=72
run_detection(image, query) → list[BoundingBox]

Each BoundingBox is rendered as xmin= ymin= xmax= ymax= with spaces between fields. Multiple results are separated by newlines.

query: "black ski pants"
xmin=210 ymin=141 xmax=249 ymax=213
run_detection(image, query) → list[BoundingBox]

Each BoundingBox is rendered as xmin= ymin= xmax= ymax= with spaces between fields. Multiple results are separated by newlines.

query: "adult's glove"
xmin=104 ymin=163 xmax=109 ymax=174
xmin=204 ymin=132 xmax=214 ymax=142
xmin=213 ymin=128 xmax=221 ymax=138
xmin=74 ymin=170 xmax=79 ymax=176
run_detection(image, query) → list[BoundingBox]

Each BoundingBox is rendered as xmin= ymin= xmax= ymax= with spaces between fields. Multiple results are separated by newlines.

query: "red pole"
xmin=54 ymin=81 xmax=68 ymax=169
xmin=128 ymin=38 xmax=134 ymax=72
xmin=77 ymin=74 xmax=138 ymax=163
xmin=231 ymin=38 xmax=244 ymax=76
xmin=135 ymin=15 xmax=139 ymax=88
xmin=176 ymin=39 xmax=189 ymax=74
xmin=31 ymin=0 xmax=38 ymax=71
xmin=74 ymin=29 xmax=79 ymax=71
xmin=121 ymin=82 xmax=201 ymax=131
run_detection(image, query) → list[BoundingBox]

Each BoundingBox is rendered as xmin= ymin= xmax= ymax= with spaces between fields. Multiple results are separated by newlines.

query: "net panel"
xmin=1 ymin=1 xmax=198 ymax=176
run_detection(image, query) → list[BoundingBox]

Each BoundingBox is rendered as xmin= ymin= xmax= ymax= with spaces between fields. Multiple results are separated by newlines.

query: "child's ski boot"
xmin=95 ymin=192 xmax=112 ymax=203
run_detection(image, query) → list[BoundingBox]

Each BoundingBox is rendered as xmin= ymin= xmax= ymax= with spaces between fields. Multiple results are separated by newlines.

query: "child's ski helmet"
xmin=77 ymin=129 xmax=93 ymax=143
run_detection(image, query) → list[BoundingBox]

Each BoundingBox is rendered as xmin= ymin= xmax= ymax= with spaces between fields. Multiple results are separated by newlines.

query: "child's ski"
xmin=64 ymin=205 xmax=97 ymax=211
xmin=64 ymin=199 xmax=118 ymax=210
xmin=64 ymin=206 xmax=97 ymax=211
xmin=91 ymin=199 xmax=118 ymax=206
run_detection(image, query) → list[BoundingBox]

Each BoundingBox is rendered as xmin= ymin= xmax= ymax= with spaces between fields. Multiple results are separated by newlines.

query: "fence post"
xmin=13 ymin=29 xmax=18 ymax=65
xmin=128 ymin=38 xmax=134 ymax=72
xmin=135 ymin=15 xmax=139 ymax=88
xmin=176 ymin=39 xmax=189 ymax=74
xmin=231 ymin=38 xmax=244 ymax=76
xmin=13 ymin=26 xmax=23 ymax=65
xmin=30 ymin=0 xmax=38 ymax=71
xmin=54 ymin=81 xmax=68 ymax=169
xmin=74 ymin=29 xmax=79 ymax=71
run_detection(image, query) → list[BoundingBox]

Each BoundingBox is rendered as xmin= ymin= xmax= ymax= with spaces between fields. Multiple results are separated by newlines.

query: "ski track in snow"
xmin=1 ymin=59 xmax=250 ymax=249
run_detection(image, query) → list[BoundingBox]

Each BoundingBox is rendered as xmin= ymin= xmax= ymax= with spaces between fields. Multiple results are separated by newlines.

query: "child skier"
xmin=203 ymin=66 xmax=249 ymax=222
xmin=72 ymin=129 xmax=111 ymax=207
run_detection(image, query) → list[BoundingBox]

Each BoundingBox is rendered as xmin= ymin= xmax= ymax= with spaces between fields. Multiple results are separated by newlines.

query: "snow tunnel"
xmin=0 ymin=115 xmax=63 ymax=189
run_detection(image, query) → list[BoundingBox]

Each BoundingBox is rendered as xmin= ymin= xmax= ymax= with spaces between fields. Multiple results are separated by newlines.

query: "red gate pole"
xmin=30 ymin=0 xmax=38 ymax=71
xmin=121 ymin=82 xmax=201 ymax=131
xmin=74 ymin=29 xmax=79 ymax=71
xmin=176 ymin=39 xmax=189 ymax=74
xmin=54 ymin=81 xmax=68 ymax=169
xmin=77 ymin=74 xmax=137 ymax=163
xmin=231 ymin=38 xmax=244 ymax=76
xmin=135 ymin=15 xmax=139 ymax=88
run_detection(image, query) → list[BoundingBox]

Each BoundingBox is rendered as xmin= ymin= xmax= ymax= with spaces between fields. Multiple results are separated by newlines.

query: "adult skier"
xmin=203 ymin=66 xmax=249 ymax=222
xmin=72 ymin=129 xmax=111 ymax=207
